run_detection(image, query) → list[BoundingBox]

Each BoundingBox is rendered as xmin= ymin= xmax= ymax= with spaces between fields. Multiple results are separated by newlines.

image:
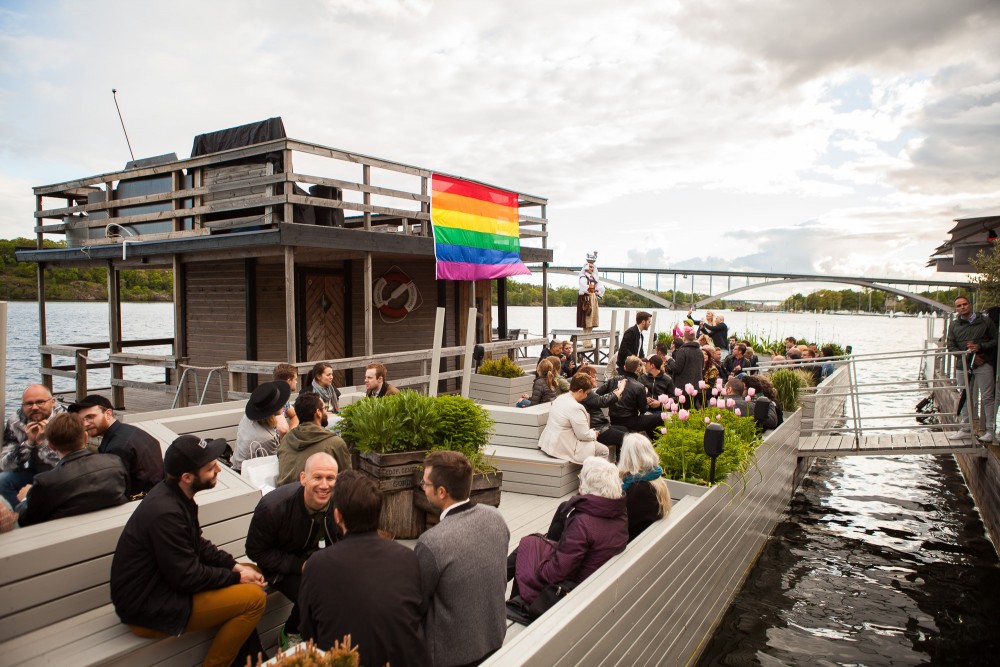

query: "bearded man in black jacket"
xmin=110 ymin=435 xmax=267 ymax=667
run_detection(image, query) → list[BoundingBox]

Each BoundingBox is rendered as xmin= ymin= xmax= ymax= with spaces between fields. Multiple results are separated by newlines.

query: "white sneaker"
xmin=978 ymin=432 xmax=994 ymax=443
xmin=947 ymin=429 xmax=971 ymax=440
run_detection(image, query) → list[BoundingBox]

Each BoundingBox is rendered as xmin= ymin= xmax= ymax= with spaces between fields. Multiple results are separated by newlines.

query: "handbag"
xmin=240 ymin=453 xmax=278 ymax=492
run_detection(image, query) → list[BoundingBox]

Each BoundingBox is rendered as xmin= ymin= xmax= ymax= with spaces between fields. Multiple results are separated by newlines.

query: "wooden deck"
xmin=798 ymin=431 xmax=988 ymax=457
xmin=53 ymin=386 xmax=179 ymax=418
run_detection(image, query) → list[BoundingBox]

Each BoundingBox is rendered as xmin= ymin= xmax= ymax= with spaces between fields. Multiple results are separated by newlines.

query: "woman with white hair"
xmin=513 ymin=457 xmax=628 ymax=606
xmin=618 ymin=434 xmax=672 ymax=541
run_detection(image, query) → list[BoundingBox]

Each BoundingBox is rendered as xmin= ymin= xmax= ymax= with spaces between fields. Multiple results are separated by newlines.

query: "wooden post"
xmin=497 ymin=278 xmax=508 ymax=340
xmin=172 ymin=255 xmax=187 ymax=407
xmin=283 ymin=148 xmax=294 ymax=225
xmin=284 ymin=246 xmax=296 ymax=363
xmin=542 ymin=262 xmax=549 ymax=338
xmin=108 ymin=261 xmax=124 ymax=408
xmin=363 ymin=164 xmax=371 ymax=231
xmin=37 ymin=262 xmax=50 ymax=391
xmin=428 ymin=307 xmax=445 ymax=397
xmin=460 ymin=307 xmax=476 ymax=398
xmin=605 ymin=310 xmax=618 ymax=380
xmin=364 ymin=253 xmax=373 ymax=356
xmin=75 ymin=350 xmax=88 ymax=402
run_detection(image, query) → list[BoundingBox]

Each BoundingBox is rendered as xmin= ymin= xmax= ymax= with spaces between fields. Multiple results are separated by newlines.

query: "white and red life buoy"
xmin=373 ymin=268 xmax=420 ymax=321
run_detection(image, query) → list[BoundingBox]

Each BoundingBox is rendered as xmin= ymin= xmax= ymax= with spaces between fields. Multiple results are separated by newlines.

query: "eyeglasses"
xmin=419 ymin=479 xmax=435 ymax=489
xmin=22 ymin=398 xmax=54 ymax=408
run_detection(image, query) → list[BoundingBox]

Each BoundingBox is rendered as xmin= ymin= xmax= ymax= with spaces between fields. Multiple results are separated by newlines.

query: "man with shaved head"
xmin=1 ymin=384 xmax=65 ymax=507
xmin=246 ymin=452 xmax=341 ymax=649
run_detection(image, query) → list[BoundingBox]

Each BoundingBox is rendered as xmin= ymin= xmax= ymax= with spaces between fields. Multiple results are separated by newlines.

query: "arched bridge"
xmin=541 ymin=266 xmax=974 ymax=313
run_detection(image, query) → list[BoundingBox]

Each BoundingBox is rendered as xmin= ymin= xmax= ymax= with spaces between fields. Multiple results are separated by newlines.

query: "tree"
xmin=971 ymin=246 xmax=1000 ymax=308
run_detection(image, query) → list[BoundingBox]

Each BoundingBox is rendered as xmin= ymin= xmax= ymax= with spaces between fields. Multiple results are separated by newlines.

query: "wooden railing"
xmin=226 ymin=337 xmax=547 ymax=400
xmin=39 ymin=337 xmax=179 ymax=404
xmin=32 ymin=138 xmax=547 ymax=246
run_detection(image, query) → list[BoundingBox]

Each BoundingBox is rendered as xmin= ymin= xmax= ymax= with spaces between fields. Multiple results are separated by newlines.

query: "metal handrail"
xmin=172 ymin=364 xmax=226 ymax=409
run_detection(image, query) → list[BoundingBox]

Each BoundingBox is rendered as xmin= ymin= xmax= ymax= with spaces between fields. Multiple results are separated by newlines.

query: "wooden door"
xmin=303 ymin=272 xmax=347 ymax=386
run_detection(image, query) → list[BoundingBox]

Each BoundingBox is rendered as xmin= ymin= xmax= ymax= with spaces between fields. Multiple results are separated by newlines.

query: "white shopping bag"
xmin=240 ymin=455 xmax=278 ymax=493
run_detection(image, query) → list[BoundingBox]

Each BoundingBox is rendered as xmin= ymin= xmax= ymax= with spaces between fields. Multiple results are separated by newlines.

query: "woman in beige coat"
xmin=539 ymin=374 xmax=622 ymax=463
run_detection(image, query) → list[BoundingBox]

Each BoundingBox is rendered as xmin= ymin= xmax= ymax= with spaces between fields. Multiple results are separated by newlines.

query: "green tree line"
xmin=779 ymin=287 xmax=965 ymax=313
xmin=0 ymin=237 xmax=173 ymax=302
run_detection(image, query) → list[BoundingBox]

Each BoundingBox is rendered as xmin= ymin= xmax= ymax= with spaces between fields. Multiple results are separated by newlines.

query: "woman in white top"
xmin=232 ymin=381 xmax=291 ymax=472
xmin=539 ymin=373 xmax=622 ymax=463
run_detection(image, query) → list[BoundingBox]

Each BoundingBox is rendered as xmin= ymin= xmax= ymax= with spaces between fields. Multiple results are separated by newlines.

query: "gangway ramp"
xmin=798 ymin=431 xmax=987 ymax=457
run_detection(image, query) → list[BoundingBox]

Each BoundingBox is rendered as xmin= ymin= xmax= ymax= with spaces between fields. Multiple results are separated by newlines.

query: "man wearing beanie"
xmin=110 ymin=435 xmax=267 ymax=667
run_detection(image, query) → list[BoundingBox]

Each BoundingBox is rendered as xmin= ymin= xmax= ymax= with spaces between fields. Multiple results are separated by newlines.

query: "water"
xmin=2 ymin=301 xmax=174 ymax=417
xmin=5 ymin=302 xmax=998 ymax=664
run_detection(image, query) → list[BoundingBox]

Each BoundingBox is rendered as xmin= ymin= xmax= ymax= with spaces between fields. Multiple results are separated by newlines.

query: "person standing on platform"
xmin=616 ymin=311 xmax=652 ymax=374
xmin=948 ymin=296 xmax=998 ymax=442
xmin=577 ymin=253 xmax=605 ymax=345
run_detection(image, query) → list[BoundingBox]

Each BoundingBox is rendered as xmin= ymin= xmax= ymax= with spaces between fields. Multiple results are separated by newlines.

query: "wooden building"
xmin=19 ymin=118 xmax=551 ymax=406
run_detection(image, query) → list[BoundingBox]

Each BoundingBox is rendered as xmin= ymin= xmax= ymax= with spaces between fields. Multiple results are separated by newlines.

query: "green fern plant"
xmin=766 ymin=368 xmax=814 ymax=412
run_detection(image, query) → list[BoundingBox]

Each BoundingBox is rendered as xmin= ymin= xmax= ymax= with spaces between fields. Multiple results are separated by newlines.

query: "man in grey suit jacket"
xmin=416 ymin=451 xmax=510 ymax=667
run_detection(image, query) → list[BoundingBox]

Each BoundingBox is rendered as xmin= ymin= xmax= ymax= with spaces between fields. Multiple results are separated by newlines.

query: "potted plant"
xmin=468 ymin=356 xmax=532 ymax=406
xmin=654 ymin=406 xmax=765 ymax=491
xmin=766 ymin=368 xmax=815 ymax=412
xmin=336 ymin=391 xmax=438 ymax=538
xmin=413 ymin=395 xmax=502 ymax=518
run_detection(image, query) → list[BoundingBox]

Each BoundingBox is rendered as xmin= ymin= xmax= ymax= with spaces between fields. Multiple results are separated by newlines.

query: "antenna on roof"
xmin=111 ymin=89 xmax=136 ymax=163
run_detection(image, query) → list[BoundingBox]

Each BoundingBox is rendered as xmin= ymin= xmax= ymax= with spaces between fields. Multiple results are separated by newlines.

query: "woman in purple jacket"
xmin=514 ymin=457 xmax=628 ymax=605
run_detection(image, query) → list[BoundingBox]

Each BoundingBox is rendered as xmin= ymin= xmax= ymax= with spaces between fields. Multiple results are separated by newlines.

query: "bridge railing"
xmin=787 ymin=347 xmax=972 ymax=441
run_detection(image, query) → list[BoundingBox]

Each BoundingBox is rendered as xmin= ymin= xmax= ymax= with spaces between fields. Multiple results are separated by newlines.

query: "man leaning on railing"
xmin=947 ymin=296 xmax=998 ymax=443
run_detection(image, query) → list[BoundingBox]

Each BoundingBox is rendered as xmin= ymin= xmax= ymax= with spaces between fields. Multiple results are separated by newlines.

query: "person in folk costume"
xmin=577 ymin=253 xmax=606 ymax=347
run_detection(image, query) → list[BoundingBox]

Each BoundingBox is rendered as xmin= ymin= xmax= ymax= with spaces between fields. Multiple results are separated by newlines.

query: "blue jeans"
xmin=0 ymin=469 xmax=34 ymax=509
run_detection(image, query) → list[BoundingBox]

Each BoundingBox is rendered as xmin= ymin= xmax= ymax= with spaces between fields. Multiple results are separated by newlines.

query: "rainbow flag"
xmin=431 ymin=174 xmax=531 ymax=281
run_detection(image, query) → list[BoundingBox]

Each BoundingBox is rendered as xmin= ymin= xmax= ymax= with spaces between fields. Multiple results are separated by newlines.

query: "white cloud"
xmin=0 ymin=0 xmax=997 ymax=287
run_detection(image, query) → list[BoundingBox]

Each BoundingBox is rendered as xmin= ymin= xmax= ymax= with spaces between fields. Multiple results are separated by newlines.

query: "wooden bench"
xmin=0 ymin=464 xmax=290 ymax=667
xmin=485 ymin=404 xmax=550 ymax=449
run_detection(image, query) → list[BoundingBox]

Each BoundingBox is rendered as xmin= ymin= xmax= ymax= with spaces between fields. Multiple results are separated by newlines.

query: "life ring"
xmin=373 ymin=270 xmax=419 ymax=320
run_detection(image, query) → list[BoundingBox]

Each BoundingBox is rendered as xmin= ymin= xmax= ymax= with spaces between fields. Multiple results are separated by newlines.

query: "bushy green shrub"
xmin=654 ymin=408 xmax=764 ymax=487
xmin=766 ymin=368 xmax=814 ymax=412
xmin=477 ymin=356 xmax=525 ymax=378
xmin=336 ymin=391 xmax=496 ymax=471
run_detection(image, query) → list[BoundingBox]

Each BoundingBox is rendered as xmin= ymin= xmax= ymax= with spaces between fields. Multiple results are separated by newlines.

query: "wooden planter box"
xmin=358 ymin=449 xmax=429 ymax=539
xmin=469 ymin=373 xmax=534 ymax=407
xmin=413 ymin=470 xmax=504 ymax=528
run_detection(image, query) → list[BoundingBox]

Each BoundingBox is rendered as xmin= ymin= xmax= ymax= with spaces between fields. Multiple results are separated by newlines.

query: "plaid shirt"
xmin=1 ymin=405 xmax=65 ymax=473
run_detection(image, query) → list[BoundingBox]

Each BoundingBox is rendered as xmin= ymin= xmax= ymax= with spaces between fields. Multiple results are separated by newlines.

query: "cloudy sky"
xmin=1 ymin=0 xmax=998 ymax=287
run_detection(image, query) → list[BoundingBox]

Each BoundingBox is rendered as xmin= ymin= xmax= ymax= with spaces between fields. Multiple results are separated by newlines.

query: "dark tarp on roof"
xmin=190 ymin=117 xmax=286 ymax=157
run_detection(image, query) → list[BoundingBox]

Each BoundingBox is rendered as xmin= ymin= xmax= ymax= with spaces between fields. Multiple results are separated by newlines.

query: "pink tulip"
xmin=747 ymin=387 xmax=756 ymax=397
xmin=678 ymin=395 xmax=686 ymax=404
xmin=674 ymin=388 xmax=683 ymax=397
xmin=698 ymin=380 xmax=707 ymax=390
xmin=661 ymin=411 xmax=670 ymax=421
xmin=704 ymin=417 xmax=711 ymax=424
xmin=734 ymin=408 xmax=742 ymax=416
xmin=709 ymin=398 xmax=717 ymax=406
xmin=684 ymin=383 xmax=696 ymax=395
xmin=660 ymin=427 xmax=667 ymax=434
xmin=678 ymin=409 xmax=689 ymax=421
xmin=715 ymin=414 xmax=721 ymax=421
xmin=670 ymin=403 xmax=678 ymax=413
xmin=726 ymin=398 xmax=736 ymax=408
xmin=658 ymin=394 xmax=669 ymax=405
xmin=715 ymin=378 xmax=724 ymax=388
xmin=711 ymin=388 xmax=719 ymax=396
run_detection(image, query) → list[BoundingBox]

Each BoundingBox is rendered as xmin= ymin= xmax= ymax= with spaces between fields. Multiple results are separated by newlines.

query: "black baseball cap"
xmin=164 ymin=435 xmax=227 ymax=477
xmin=67 ymin=394 xmax=114 ymax=413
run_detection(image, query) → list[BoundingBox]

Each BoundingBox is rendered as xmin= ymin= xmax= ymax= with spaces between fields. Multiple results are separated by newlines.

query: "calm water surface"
xmin=3 ymin=303 xmax=999 ymax=664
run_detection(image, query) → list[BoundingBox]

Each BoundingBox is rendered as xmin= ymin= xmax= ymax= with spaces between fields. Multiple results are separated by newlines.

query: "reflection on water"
xmin=697 ymin=454 xmax=1000 ymax=666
